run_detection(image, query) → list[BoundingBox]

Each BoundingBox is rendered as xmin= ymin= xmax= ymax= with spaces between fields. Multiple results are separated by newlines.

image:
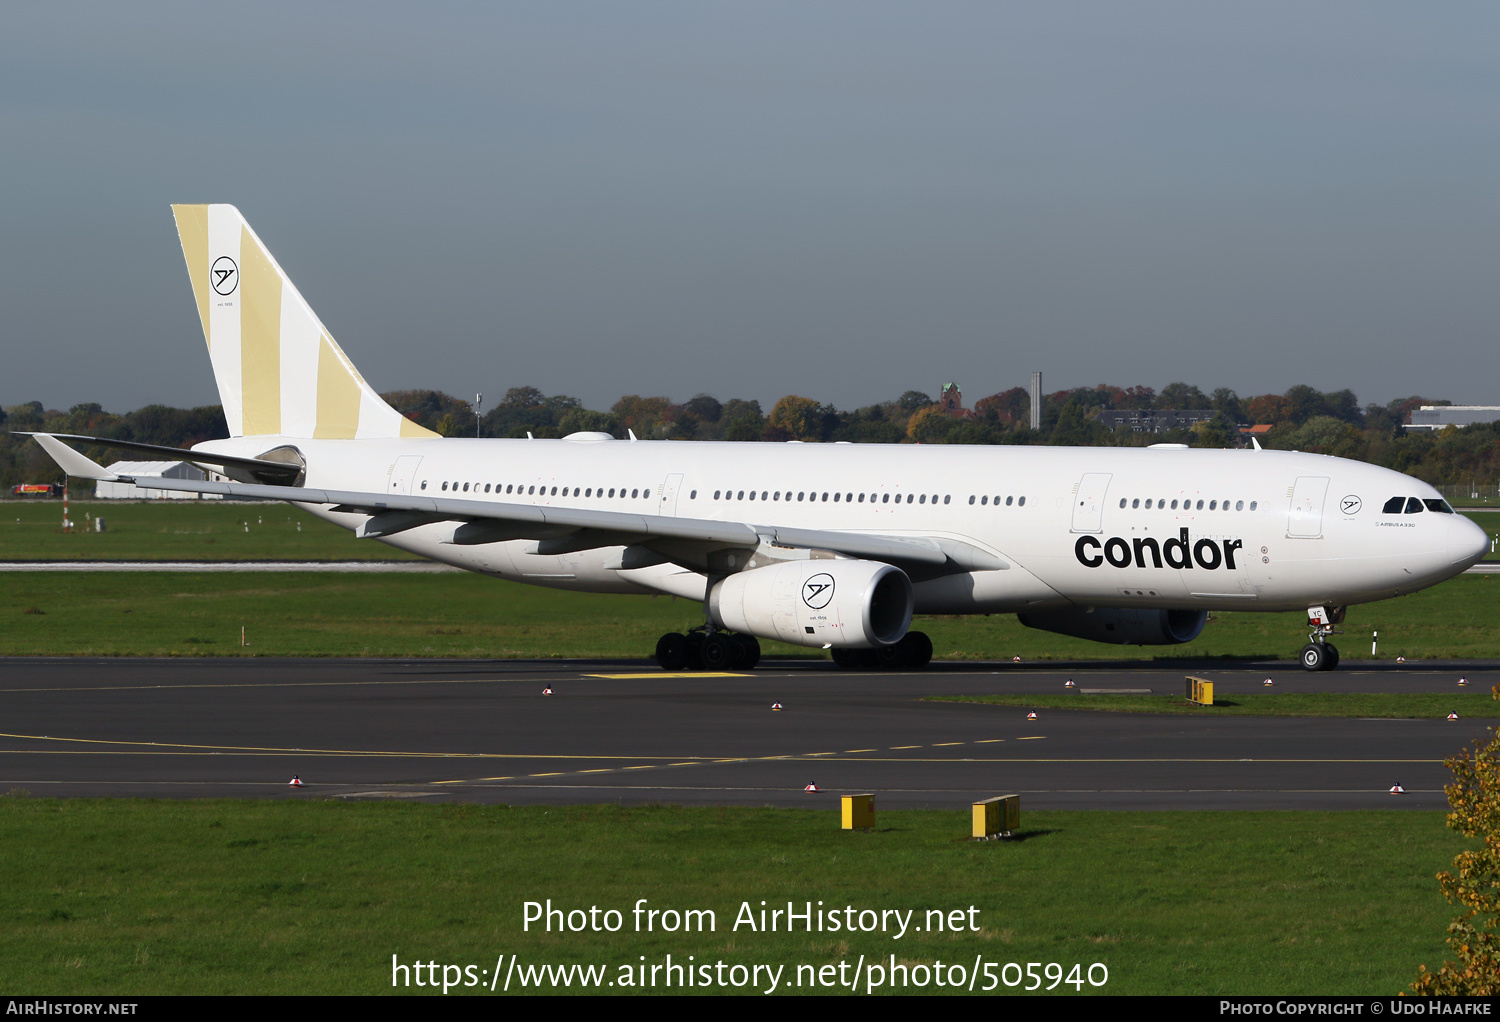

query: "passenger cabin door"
xmin=1287 ymin=476 xmax=1330 ymax=538
xmin=1071 ymin=473 xmax=1113 ymax=533
xmin=389 ymin=455 xmax=423 ymax=495
xmin=659 ymin=473 xmax=685 ymax=517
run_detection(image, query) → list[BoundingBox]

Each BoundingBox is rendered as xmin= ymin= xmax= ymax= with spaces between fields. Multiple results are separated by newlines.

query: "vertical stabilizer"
xmin=171 ymin=204 xmax=438 ymax=440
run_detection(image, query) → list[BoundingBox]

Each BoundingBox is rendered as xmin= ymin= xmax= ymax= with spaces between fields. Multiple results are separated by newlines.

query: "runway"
xmin=2 ymin=657 xmax=1493 ymax=811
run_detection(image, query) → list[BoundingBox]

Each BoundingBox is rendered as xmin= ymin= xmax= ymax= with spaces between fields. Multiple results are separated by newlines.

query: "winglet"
xmin=27 ymin=434 xmax=122 ymax=481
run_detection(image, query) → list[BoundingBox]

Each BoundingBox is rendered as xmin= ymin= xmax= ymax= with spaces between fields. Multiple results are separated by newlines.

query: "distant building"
xmin=1407 ymin=406 xmax=1500 ymax=431
xmin=938 ymin=383 xmax=974 ymax=419
xmin=1098 ymin=409 xmax=1217 ymax=434
xmin=94 ymin=461 xmax=223 ymax=500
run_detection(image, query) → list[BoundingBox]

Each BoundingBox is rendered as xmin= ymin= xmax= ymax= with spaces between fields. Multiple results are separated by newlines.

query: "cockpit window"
xmin=1404 ymin=497 xmax=1424 ymax=514
xmin=1424 ymin=498 xmax=1454 ymax=514
xmin=1382 ymin=497 xmax=1404 ymax=514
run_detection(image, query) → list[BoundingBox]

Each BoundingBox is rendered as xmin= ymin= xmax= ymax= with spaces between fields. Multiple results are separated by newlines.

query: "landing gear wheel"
xmin=902 ymin=631 xmax=933 ymax=669
xmin=735 ymin=635 xmax=761 ymax=670
xmin=655 ymin=632 xmax=690 ymax=671
xmin=1322 ymin=643 xmax=1340 ymax=672
xmin=830 ymin=647 xmax=862 ymax=670
xmin=700 ymin=633 xmax=738 ymax=670
xmin=1299 ymin=643 xmax=1327 ymax=672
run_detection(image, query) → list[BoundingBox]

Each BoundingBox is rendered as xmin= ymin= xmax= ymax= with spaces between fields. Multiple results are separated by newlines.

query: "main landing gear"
xmin=651 ymin=628 xmax=935 ymax=671
xmin=830 ymin=631 xmax=934 ymax=671
xmin=1299 ymin=605 xmax=1344 ymax=672
xmin=655 ymin=628 xmax=761 ymax=671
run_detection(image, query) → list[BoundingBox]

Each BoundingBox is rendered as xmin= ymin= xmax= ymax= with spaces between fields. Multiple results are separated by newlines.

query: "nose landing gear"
xmin=1299 ymin=605 xmax=1344 ymax=672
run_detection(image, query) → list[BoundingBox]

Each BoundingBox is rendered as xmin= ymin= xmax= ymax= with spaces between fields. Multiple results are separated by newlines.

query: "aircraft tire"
xmin=736 ymin=635 xmax=761 ymax=670
xmin=1322 ymin=643 xmax=1340 ymax=671
xmin=1299 ymin=643 xmax=1327 ymax=672
xmin=700 ymin=633 xmax=737 ymax=671
xmin=830 ymin=647 xmax=862 ymax=670
xmin=655 ymin=633 xmax=691 ymax=671
xmin=902 ymin=630 xmax=934 ymax=669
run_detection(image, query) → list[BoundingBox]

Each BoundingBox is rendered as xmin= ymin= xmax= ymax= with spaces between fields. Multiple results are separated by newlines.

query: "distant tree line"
xmin=4 ymin=383 xmax=1496 ymax=493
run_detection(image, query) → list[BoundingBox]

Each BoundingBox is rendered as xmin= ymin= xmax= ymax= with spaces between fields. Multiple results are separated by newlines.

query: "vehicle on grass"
xmin=25 ymin=206 xmax=1491 ymax=671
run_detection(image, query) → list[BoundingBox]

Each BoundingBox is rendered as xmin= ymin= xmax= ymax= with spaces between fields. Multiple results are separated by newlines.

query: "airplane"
xmin=27 ymin=204 xmax=1491 ymax=672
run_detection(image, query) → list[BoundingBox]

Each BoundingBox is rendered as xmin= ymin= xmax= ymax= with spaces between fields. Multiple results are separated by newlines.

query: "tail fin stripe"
xmin=238 ymin=224 xmax=283 ymax=437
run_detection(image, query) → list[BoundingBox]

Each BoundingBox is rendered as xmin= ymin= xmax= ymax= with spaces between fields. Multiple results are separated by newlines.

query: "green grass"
xmin=930 ymin=692 xmax=1500 ymax=718
xmin=2 ymin=571 xmax=1497 ymax=660
xmin=0 ymin=799 xmax=1469 ymax=995
xmin=0 ymin=500 xmax=422 ymax=561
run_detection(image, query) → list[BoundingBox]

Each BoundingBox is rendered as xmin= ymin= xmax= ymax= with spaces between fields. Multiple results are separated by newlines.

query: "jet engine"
xmin=708 ymin=559 xmax=913 ymax=649
xmin=1016 ymin=607 xmax=1207 ymax=646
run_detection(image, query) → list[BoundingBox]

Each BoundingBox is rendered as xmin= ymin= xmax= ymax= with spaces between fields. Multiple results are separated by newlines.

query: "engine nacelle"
xmin=708 ymin=559 xmax=914 ymax=649
xmin=1016 ymin=607 xmax=1207 ymax=646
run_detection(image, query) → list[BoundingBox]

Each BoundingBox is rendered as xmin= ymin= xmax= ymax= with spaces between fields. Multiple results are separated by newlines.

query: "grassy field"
xmin=931 ymin=692 xmax=1500 ymax=718
xmin=0 ymin=798 xmax=1470 ymax=996
xmin=1 ymin=569 xmax=1497 ymax=660
xmin=0 ymin=500 xmax=422 ymax=561
xmin=1 ymin=500 xmax=1495 ymax=562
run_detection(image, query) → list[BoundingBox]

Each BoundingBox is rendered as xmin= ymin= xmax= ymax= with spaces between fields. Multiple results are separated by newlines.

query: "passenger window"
xmin=1209 ymin=500 xmax=1215 ymax=510
xmin=1018 ymin=496 xmax=1025 ymax=506
xmin=1170 ymin=499 xmax=1177 ymax=509
xmin=748 ymin=491 xmax=756 ymax=501
xmin=1405 ymin=497 xmax=1424 ymax=514
xmin=1132 ymin=499 xmax=1139 ymax=509
xmin=943 ymin=495 xmax=951 ymax=504
xmin=1006 ymin=496 xmax=1013 ymax=506
xmin=1235 ymin=500 xmax=1243 ymax=511
xmin=421 ymin=481 xmax=427 ymax=490
xmin=881 ymin=494 xmax=889 ymax=503
xmin=1196 ymin=500 xmax=1204 ymax=510
xmin=1250 ymin=501 xmax=1257 ymax=511
xmin=860 ymin=494 xmax=866 ymax=503
xmin=1119 ymin=498 xmax=1127 ymax=508
xmin=441 ymin=481 xmax=449 ymax=491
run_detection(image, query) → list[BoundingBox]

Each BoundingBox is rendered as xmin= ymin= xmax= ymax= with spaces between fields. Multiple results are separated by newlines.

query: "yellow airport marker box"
xmin=972 ymin=794 xmax=1019 ymax=840
xmin=842 ymin=793 xmax=875 ymax=831
xmin=1185 ymin=676 xmax=1214 ymax=706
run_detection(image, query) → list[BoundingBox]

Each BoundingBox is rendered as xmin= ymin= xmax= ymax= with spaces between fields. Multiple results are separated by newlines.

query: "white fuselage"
xmin=198 ymin=434 xmax=1488 ymax=616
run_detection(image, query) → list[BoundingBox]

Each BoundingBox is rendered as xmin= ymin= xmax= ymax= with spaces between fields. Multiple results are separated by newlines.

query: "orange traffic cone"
xmin=1026 ymin=711 xmax=1038 ymax=720
xmin=1448 ymin=713 xmax=1459 ymax=721
xmin=542 ymin=686 xmax=553 ymax=695
xmin=771 ymin=702 xmax=783 ymax=711
xmin=804 ymin=783 xmax=819 ymax=792
xmin=1389 ymin=783 xmax=1405 ymax=794
xmin=1064 ymin=679 xmax=1075 ymax=688
xmin=288 ymin=776 xmax=302 ymax=786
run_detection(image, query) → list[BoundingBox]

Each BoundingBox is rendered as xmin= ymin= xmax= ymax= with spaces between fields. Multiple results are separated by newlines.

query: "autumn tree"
xmin=1411 ymin=729 xmax=1500 ymax=995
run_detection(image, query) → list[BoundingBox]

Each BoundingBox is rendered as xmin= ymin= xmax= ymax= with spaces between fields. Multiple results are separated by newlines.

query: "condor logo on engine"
xmin=1076 ymin=528 xmax=1244 ymax=571
xmin=802 ymin=573 xmax=836 ymax=609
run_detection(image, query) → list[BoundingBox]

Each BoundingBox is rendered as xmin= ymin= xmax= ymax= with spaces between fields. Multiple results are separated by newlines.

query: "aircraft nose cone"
xmin=1449 ymin=515 xmax=1490 ymax=567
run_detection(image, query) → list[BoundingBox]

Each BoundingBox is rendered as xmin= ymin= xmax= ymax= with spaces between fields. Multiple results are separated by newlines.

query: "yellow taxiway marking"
xmin=933 ymin=742 xmax=965 ymax=747
xmin=1017 ymin=736 xmax=1047 ymax=740
xmin=890 ymin=745 xmax=921 ymax=750
xmin=976 ymin=739 xmax=1005 ymax=743
xmin=584 ymin=672 xmax=749 ymax=679
xmin=844 ymin=749 xmax=877 ymax=753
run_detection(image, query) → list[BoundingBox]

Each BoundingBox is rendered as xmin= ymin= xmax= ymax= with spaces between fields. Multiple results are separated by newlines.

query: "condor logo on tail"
xmin=1076 ymin=528 xmax=1243 ymax=571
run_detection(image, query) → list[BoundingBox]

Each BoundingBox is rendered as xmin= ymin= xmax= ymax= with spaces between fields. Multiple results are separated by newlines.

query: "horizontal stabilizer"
xmin=17 ymin=432 xmax=302 ymax=486
xmin=28 ymin=434 xmax=121 ymax=481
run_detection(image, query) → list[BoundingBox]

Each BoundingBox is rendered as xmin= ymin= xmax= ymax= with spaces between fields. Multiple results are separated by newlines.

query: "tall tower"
xmin=1029 ymin=372 xmax=1042 ymax=431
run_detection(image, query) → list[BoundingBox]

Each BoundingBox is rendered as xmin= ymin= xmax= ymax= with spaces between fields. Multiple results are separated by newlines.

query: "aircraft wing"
xmin=28 ymin=433 xmax=1001 ymax=577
